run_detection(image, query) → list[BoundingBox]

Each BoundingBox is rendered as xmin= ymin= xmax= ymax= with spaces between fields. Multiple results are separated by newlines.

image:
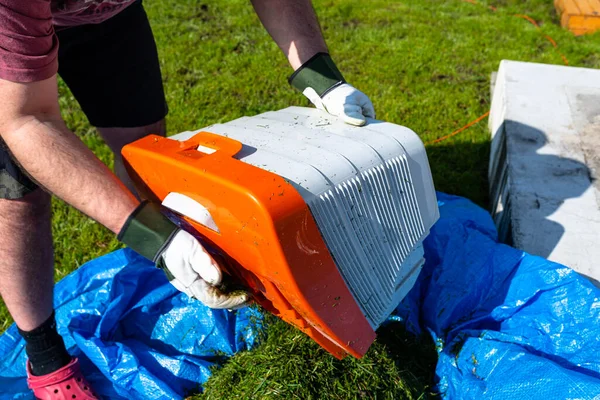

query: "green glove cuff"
xmin=117 ymin=201 xmax=179 ymax=267
xmin=288 ymin=52 xmax=346 ymax=97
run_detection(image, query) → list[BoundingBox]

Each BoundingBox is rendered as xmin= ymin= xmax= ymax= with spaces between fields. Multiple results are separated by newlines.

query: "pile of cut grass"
xmin=200 ymin=315 xmax=437 ymax=399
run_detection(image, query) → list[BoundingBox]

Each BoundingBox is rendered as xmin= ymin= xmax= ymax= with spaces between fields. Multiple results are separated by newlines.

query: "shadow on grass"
xmin=425 ymin=139 xmax=491 ymax=209
xmin=375 ymin=321 xmax=439 ymax=399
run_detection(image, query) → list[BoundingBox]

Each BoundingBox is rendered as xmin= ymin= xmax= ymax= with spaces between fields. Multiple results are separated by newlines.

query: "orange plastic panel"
xmin=555 ymin=0 xmax=600 ymax=35
xmin=122 ymin=132 xmax=376 ymax=359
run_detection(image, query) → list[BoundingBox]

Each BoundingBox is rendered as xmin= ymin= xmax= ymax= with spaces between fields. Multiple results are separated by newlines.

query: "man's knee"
xmin=97 ymin=119 xmax=166 ymax=154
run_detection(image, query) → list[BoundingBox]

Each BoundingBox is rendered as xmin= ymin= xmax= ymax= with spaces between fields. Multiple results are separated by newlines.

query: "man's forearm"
xmin=1 ymin=115 xmax=138 ymax=234
xmin=251 ymin=0 xmax=328 ymax=70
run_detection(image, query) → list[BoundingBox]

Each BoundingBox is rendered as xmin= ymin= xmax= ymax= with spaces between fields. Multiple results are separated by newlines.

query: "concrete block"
xmin=489 ymin=60 xmax=600 ymax=284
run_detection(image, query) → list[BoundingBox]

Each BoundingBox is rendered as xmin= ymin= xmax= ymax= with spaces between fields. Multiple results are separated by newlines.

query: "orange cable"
xmin=426 ymin=111 xmax=490 ymax=145
xmin=514 ymin=14 xmax=540 ymax=28
xmin=544 ymin=34 xmax=558 ymax=47
xmin=426 ymin=1 xmax=569 ymax=146
xmin=461 ymin=0 xmax=569 ymax=66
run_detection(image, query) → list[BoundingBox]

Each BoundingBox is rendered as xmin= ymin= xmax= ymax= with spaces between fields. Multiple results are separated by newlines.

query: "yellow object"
xmin=555 ymin=0 xmax=600 ymax=35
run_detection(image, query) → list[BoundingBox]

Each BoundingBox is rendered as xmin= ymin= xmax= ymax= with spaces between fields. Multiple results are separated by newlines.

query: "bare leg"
xmin=97 ymin=119 xmax=166 ymax=193
xmin=0 ymin=189 xmax=53 ymax=331
xmin=0 ymin=120 xmax=164 ymax=330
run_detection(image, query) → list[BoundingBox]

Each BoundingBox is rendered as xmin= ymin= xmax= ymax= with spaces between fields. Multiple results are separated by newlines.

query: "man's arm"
xmin=250 ymin=0 xmax=327 ymax=70
xmin=0 ymin=75 xmax=250 ymax=309
xmin=250 ymin=0 xmax=376 ymax=126
xmin=0 ymin=76 xmax=138 ymax=233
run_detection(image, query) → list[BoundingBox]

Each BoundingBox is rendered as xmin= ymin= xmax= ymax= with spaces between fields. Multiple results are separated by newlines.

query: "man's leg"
xmin=0 ymin=181 xmax=71 ymax=376
xmin=98 ymin=119 xmax=166 ymax=193
xmin=0 ymin=189 xmax=54 ymax=332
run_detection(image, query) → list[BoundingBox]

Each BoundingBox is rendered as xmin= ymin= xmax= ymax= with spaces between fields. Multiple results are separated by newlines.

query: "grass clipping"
xmin=199 ymin=314 xmax=437 ymax=400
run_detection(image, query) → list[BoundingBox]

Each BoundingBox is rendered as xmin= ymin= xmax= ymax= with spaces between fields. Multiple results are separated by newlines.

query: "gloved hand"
xmin=118 ymin=201 xmax=250 ymax=309
xmin=289 ymin=52 xmax=375 ymax=126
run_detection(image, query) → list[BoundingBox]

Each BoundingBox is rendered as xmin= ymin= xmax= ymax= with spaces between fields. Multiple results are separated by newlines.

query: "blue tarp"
xmin=396 ymin=193 xmax=600 ymax=399
xmin=0 ymin=250 xmax=263 ymax=399
xmin=1 ymin=192 xmax=599 ymax=399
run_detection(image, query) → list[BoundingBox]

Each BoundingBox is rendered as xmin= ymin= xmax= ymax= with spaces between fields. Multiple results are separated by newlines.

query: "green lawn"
xmin=2 ymin=0 xmax=600 ymax=398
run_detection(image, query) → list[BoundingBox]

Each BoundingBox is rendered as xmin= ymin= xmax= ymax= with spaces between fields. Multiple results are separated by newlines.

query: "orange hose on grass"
xmin=514 ymin=14 xmax=540 ymax=28
xmin=425 ymin=112 xmax=490 ymax=145
xmin=544 ymin=35 xmax=558 ymax=47
xmin=461 ymin=0 xmax=569 ymax=66
xmin=426 ymin=1 xmax=569 ymax=146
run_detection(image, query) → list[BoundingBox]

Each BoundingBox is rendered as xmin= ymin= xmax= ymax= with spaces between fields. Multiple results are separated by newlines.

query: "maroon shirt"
xmin=0 ymin=0 xmax=136 ymax=83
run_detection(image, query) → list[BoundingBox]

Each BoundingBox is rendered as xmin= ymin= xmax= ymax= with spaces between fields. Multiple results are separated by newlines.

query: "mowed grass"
xmin=1 ymin=0 xmax=600 ymax=398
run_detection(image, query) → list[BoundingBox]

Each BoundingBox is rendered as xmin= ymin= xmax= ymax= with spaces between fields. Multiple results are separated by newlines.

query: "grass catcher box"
xmin=122 ymin=107 xmax=439 ymax=359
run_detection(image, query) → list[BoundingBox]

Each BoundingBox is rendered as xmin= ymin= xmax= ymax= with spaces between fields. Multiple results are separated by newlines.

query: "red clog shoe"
xmin=27 ymin=358 xmax=99 ymax=399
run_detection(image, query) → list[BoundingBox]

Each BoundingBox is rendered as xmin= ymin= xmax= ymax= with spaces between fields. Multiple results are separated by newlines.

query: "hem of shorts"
xmin=89 ymin=106 xmax=169 ymax=129
xmin=0 ymin=184 xmax=38 ymax=200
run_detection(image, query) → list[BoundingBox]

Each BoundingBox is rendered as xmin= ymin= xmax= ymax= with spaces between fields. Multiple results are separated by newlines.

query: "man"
xmin=0 ymin=0 xmax=374 ymax=398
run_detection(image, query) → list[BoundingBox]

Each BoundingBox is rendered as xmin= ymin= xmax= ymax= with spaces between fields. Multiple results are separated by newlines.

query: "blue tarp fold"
xmin=1 ymin=192 xmax=599 ymax=399
xmin=397 ymin=193 xmax=600 ymax=399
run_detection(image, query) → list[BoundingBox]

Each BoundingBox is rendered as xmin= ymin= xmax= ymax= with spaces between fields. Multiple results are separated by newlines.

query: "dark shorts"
xmin=0 ymin=0 xmax=167 ymax=199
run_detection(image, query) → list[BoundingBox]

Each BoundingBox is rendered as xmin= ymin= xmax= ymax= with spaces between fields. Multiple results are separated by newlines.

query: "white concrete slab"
xmin=489 ymin=60 xmax=600 ymax=284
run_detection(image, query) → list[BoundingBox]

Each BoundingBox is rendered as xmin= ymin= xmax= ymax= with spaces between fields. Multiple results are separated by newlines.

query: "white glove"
xmin=161 ymin=230 xmax=251 ymax=309
xmin=303 ymin=84 xmax=375 ymax=127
